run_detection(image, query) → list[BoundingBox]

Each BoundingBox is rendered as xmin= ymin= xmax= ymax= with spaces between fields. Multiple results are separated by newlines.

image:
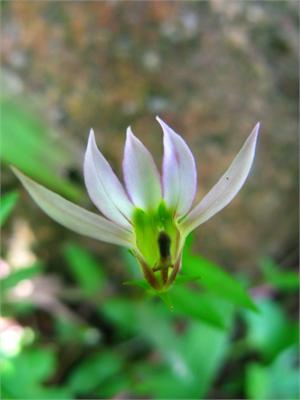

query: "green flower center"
xmin=132 ymin=201 xmax=180 ymax=269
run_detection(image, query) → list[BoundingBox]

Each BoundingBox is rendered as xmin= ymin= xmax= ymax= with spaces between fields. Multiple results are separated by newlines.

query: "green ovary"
xmin=132 ymin=202 xmax=180 ymax=268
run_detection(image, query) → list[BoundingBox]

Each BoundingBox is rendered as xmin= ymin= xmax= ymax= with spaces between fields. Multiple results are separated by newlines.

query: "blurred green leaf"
xmin=244 ymin=299 xmax=299 ymax=361
xmin=1 ymin=97 xmax=82 ymax=201
xmin=1 ymin=348 xmax=71 ymax=399
xmin=170 ymin=285 xmax=233 ymax=329
xmin=63 ymin=242 xmax=106 ymax=296
xmin=0 ymin=263 xmax=42 ymax=292
xmin=181 ymin=318 xmax=233 ymax=397
xmin=123 ymin=279 xmax=150 ymax=290
xmin=260 ymin=257 xmax=299 ymax=291
xmin=182 ymin=254 xmax=257 ymax=311
xmin=100 ymin=298 xmax=138 ymax=335
xmin=174 ymin=273 xmax=202 ymax=285
xmin=54 ymin=316 xmax=101 ymax=346
xmin=135 ymin=365 xmax=189 ymax=399
xmin=246 ymin=346 xmax=300 ymax=400
xmin=0 ymin=191 xmax=19 ymax=226
xmin=182 ymin=232 xmax=194 ymax=258
xmin=96 ymin=373 xmax=132 ymax=398
xmin=135 ymin=301 xmax=233 ymax=398
xmin=67 ymin=351 xmax=123 ymax=395
xmin=121 ymin=248 xmax=142 ymax=279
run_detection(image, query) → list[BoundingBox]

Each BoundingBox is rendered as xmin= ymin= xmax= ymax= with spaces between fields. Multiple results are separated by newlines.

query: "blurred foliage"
xmin=181 ymin=248 xmax=258 ymax=311
xmin=260 ymin=257 xmax=299 ymax=292
xmin=0 ymin=97 xmax=82 ymax=201
xmin=1 ymin=263 xmax=42 ymax=293
xmin=1 ymin=228 xmax=298 ymax=399
xmin=63 ymin=242 xmax=106 ymax=297
xmin=246 ymin=346 xmax=299 ymax=400
xmin=2 ymin=348 xmax=71 ymax=399
xmin=0 ymin=191 xmax=19 ymax=227
xmin=243 ymin=299 xmax=298 ymax=362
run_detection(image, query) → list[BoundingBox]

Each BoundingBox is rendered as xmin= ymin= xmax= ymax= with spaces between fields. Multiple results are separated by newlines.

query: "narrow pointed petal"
xmin=84 ymin=129 xmax=133 ymax=229
xmin=181 ymin=123 xmax=260 ymax=234
xmin=12 ymin=168 xmax=134 ymax=247
xmin=156 ymin=116 xmax=197 ymax=216
xmin=123 ymin=127 xmax=161 ymax=210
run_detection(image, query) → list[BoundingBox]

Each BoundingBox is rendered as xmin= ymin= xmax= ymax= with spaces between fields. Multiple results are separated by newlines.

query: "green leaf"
xmin=100 ymin=298 xmax=138 ymax=335
xmin=243 ymin=299 xmax=299 ymax=361
xmin=123 ymin=279 xmax=150 ymax=290
xmin=101 ymin=296 xmax=234 ymax=398
xmin=1 ymin=348 xmax=71 ymax=399
xmin=0 ymin=191 xmax=19 ymax=226
xmin=67 ymin=351 xmax=123 ymax=395
xmin=173 ymin=273 xmax=202 ymax=285
xmin=0 ymin=262 xmax=42 ymax=292
xmin=180 ymin=319 xmax=233 ymax=397
xmin=260 ymin=257 xmax=299 ymax=291
xmin=96 ymin=373 xmax=132 ymax=398
xmin=135 ymin=301 xmax=233 ymax=398
xmin=182 ymin=254 xmax=257 ymax=311
xmin=135 ymin=366 xmax=190 ymax=399
xmin=121 ymin=248 xmax=142 ymax=279
xmin=54 ymin=316 xmax=101 ymax=346
xmin=182 ymin=232 xmax=194 ymax=258
xmin=246 ymin=346 xmax=300 ymax=400
xmin=1 ymin=97 xmax=82 ymax=201
xmin=170 ymin=285 xmax=233 ymax=329
xmin=63 ymin=242 xmax=106 ymax=296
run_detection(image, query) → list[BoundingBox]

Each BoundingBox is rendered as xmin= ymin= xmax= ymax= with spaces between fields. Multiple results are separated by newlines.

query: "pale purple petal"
xmin=12 ymin=168 xmax=134 ymax=247
xmin=156 ymin=116 xmax=197 ymax=216
xmin=123 ymin=127 xmax=161 ymax=210
xmin=181 ymin=123 xmax=260 ymax=234
xmin=84 ymin=129 xmax=133 ymax=229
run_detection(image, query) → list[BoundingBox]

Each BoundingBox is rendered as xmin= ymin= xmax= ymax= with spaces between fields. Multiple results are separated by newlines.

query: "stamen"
xmin=157 ymin=231 xmax=172 ymax=285
xmin=158 ymin=231 xmax=171 ymax=260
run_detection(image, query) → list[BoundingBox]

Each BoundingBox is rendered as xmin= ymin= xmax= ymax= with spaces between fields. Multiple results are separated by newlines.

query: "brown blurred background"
xmin=2 ymin=0 xmax=298 ymax=276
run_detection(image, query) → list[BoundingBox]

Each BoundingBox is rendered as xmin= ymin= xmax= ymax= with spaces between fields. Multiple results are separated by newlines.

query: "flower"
xmin=13 ymin=117 xmax=260 ymax=291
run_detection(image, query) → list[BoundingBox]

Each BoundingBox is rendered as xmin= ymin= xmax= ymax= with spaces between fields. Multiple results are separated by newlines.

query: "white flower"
xmin=13 ymin=117 xmax=260 ymax=291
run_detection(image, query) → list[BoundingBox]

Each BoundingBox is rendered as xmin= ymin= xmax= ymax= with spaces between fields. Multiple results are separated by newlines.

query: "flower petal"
xmin=123 ymin=126 xmax=161 ymax=210
xmin=84 ymin=129 xmax=133 ymax=229
xmin=156 ymin=116 xmax=197 ymax=216
xmin=181 ymin=123 xmax=260 ymax=234
xmin=12 ymin=167 xmax=134 ymax=247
